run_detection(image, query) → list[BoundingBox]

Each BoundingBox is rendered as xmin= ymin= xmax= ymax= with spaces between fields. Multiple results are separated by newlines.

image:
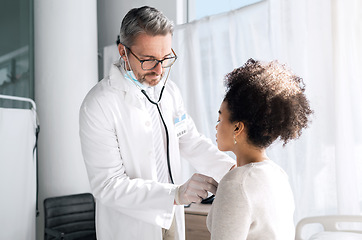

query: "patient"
xmin=207 ymin=59 xmax=313 ymax=240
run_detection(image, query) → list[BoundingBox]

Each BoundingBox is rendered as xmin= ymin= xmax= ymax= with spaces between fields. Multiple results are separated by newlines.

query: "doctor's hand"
xmin=175 ymin=173 xmax=218 ymax=205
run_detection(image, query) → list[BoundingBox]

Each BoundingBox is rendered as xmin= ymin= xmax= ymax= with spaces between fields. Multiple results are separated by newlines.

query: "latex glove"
xmin=175 ymin=173 xmax=218 ymax=205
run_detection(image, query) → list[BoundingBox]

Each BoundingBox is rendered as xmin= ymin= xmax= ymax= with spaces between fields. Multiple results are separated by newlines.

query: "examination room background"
xmin=0 ymin=0 xmax=361 ymax=240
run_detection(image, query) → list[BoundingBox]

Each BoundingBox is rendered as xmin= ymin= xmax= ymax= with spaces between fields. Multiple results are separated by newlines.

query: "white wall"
xmin=34 ymin=1 xmax=98 ymax=239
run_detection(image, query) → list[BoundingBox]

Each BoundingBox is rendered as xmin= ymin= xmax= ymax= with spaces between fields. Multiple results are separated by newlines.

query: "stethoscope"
xmin=123 ymin=51 xmax=175 ymax=184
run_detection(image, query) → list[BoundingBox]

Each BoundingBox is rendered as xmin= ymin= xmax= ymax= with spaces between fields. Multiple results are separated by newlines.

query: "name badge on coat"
xmin=174 ymin=113 xmax=187 ymax=138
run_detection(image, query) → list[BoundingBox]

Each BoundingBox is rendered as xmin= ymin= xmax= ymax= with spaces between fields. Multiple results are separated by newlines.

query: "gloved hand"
xmin=175 ymin=173 xmax=218 ymax=205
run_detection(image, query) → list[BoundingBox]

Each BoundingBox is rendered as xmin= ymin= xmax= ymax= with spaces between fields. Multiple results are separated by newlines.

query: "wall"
xmin=34 ymin=1 xmax=98 ymax=239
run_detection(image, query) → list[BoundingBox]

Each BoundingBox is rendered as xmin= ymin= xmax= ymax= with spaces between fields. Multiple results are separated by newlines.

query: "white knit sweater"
xmin=207 ymin=160 xmax=295 ymax=240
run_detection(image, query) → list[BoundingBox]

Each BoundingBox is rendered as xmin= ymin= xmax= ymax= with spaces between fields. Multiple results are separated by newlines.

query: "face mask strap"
xmin=122 ymin=46 xmax=145 ymax=92
xmin=124 ymin=47 xmax=135 ymax=76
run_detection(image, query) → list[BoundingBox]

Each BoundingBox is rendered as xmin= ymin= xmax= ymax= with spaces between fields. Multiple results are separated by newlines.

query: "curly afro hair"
xmin=224 ymin=58 xmax=313 ymax=148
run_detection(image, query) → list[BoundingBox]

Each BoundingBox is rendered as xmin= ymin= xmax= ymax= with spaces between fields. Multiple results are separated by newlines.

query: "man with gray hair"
xmin=80 ymin=6 xmax=234 ymax=240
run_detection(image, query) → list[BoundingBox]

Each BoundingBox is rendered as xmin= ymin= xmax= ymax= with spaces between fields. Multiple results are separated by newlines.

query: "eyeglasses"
xmin=125 ymin=46 xmax=177 ymax=71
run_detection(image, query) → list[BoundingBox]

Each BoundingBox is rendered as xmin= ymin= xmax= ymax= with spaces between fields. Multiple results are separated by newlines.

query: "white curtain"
xmin=0 ymin=107 xmax=37 ymax=240
xmin=171 ymin=0 xmax=362 ymax=223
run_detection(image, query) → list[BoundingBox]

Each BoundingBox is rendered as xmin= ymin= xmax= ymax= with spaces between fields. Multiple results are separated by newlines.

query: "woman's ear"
xmin=234 ymin=122 xmax=244 ymax=137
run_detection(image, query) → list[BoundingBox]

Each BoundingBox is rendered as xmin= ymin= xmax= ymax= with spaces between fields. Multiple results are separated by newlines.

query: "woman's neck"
xmin=234 ymin=143 xmax=268 ymax=167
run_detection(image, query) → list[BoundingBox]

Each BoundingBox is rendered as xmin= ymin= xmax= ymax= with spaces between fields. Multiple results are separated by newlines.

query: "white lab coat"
xmin=79 ymin=62 xmax=235 ymax=240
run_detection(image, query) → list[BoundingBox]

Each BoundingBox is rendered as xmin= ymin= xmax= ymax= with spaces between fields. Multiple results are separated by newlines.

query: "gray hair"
xmin=120 ymin=6 xmax=174 ymax=47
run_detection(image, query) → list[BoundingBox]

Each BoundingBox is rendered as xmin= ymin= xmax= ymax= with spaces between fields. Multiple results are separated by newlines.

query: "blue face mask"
xmin=124 ymin=70 xmax=146 ymax=89
xmin=125 ymin=70 xmax=136 ymax=81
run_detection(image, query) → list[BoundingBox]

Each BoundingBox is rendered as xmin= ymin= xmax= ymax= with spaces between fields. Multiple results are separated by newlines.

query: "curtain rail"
xmin=0 ymin=94 xmax=36 ymax=110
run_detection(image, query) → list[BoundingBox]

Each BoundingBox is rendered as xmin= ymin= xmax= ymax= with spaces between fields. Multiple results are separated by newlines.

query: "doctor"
xmin=79 ymin=6 xmax=234 ymax=240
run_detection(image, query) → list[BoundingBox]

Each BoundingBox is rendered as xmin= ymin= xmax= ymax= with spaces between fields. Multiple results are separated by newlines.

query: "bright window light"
xmin=188 ymin=0 xmax=263 ymax=22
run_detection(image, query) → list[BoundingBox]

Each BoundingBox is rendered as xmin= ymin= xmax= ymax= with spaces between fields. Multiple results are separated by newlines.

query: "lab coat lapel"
xmin=109 ymin=63 xmax=145 ymax=110
xmin=108 ymin=63 xmax=156 ymax=180
xmin=124 ymin=87 xmax=145 ymax=110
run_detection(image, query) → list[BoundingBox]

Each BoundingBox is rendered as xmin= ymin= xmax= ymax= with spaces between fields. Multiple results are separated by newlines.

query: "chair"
xmin=44 ymin=193 xmax=96 ymax=240
xmin=295 ymin=215 xmax=362 ymax=240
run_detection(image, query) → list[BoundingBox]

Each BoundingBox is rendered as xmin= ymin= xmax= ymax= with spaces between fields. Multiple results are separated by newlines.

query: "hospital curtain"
xmin=171 ymin=0 xmax=362 ymax=223
xmin=0 ymin=107 xmax=37 ymax=239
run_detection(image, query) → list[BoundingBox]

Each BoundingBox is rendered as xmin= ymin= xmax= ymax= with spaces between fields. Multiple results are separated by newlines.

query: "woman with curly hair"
xmin=206 ymin=59 xmax=313 ymax=240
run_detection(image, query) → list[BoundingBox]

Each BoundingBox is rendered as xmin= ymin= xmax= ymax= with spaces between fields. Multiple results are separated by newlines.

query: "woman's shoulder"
xmin=219 ymin=165 xmax=252 ymax=186
xmin=220 ymin=160 xmax=286 ymax=184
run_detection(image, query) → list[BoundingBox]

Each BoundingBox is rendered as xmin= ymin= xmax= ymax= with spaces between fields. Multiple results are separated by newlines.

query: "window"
xmin=0 ymin=0 xmax=34 ymax=109
xmin=188 ymin=0 xmax=263 ymax=22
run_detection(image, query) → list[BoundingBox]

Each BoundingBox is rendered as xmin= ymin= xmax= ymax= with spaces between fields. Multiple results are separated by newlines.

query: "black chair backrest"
xmin=44 ymin=193 xmax=96 ymax=240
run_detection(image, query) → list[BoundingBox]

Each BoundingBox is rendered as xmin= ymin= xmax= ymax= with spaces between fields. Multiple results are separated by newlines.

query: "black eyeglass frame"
xmin=124 ymin=46 xmax=178 ymax=71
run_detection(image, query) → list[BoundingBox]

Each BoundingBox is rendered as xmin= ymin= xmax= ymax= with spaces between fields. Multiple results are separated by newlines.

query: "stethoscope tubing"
xmin=141 ymin=87 xmax=174 ymax=184
xmin=122 ymin=54 xmax=175 ymax=184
